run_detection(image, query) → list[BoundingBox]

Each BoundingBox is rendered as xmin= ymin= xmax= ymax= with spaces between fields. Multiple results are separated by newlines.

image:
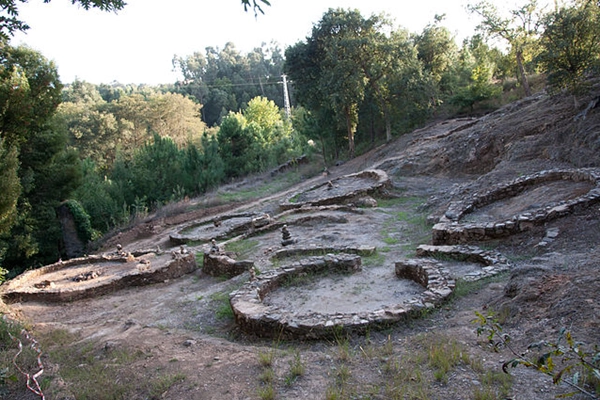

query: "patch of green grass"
xmin=37 ymin=331 xmax=147 ymax=400
xmin=0 ymin=319 xmax=38 ymax=397
xmin=382 ymin=232 xmax=400 ymax=245
xmin=257 ymin=384 xmax=276 ymax=400
xmin=281 ymin=270 xmax=319 ymax=288
xmin=362 ymin=251 xmax=385 ymax=267
xmin=195 ymin=252 xmax=205 ymax=268
xmin=376 ymin=196 xmax=426 ymax=208
xmin=224 ymin=239 xmax=259 ymax=258
xmin=452 ymin=273 xmax=509 ymax=299
xmin=218 ymin=171 xmax=306 ymax=205
xmin=149 ymin=373 xmax=186 ymax=397
xmin=210 ymin=292 xmax=234 ymax=320
xmin=415 ymin=333 xmax=471 ymax=384
xmin=378 ymin=197 xmax=431 ymax=255
xmin=479 ymin=370 xmax=513 ymax=398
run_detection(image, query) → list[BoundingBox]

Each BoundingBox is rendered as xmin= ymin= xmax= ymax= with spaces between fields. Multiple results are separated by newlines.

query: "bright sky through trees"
xmin=10 ymin=0 xmax=482 ymax=85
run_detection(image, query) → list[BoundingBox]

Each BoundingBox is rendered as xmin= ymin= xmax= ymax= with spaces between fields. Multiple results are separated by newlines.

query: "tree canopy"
xmin=468 ymin=0 xmax=544 ymax=97
xmin=537 ymin=0 xmax=600 ymax=93
xmin=173 ymin=42 xmax=285 ymax=127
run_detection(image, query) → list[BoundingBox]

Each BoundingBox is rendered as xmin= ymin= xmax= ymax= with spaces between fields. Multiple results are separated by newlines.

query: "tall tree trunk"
xmin=516 ymin=50 xmax=532 ymax=97
xmin=345 ymin=107 xmax=355 ymax=158
xmin=383 ymin=105 xmax=392 ymax=142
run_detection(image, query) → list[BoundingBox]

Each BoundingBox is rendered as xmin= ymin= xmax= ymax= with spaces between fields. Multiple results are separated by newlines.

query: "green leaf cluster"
xmin=63 ymin=199 xmax=95 ymax=243
xmin=218 ymin=96 xmax=303 ymax=178
xmin=537 ymin=1 xmax=600 ymax=94
xmin=474 ymin=311 xmax=600 ymax=398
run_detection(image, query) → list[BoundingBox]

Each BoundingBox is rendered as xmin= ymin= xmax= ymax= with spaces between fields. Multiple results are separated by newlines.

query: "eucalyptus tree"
xmin=468 ymin=0 xmax=546 ymax=97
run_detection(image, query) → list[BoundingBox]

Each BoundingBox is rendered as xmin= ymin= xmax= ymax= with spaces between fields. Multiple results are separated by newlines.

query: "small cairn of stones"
xmin=281 ymin=225 xmax=296 ymax=246
xmin=171 ymin=245 xmax=190 ymax=259
xmin=210 ymin=239 xmax=221 ymax=254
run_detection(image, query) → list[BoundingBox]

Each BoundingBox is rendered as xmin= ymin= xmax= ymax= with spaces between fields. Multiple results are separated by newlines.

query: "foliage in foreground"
xmin=474 ymin=311 xmax=600 ymax=398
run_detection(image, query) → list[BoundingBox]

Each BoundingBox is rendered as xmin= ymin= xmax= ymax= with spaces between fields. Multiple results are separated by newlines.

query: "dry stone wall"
xmin=230 ymin=253 xmax=455 ymax=339
xmin=432 ymin=168 xmax=600 ymax=245
xmin=1 ymin=250 xmax=196 ymax=303
xmin=281 ymin=169 xmax=391 ymax=210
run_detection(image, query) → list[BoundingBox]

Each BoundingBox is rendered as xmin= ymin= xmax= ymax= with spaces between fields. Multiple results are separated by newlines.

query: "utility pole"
xmin=281 ymin=74 xmax=291 ymax=120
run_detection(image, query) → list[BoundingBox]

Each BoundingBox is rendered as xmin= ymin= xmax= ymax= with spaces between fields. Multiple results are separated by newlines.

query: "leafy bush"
xmin=63 ymin=199 xmax=95 ymax=243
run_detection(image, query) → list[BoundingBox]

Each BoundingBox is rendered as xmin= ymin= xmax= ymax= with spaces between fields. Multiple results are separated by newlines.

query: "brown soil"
xmin=2 ymin=86 xmax=600 ymax=400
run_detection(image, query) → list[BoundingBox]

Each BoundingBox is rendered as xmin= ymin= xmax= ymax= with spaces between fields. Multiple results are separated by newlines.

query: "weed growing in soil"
xmin=258 ymin=349 xmax=276 ymax=368
xmin=256 ymin=348 xmax=278 ymax=400
xmin=284 ymin=349 xmax=305 ymax=386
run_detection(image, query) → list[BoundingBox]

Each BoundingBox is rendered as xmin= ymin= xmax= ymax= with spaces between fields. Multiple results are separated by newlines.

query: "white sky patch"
xmin=9 ymin=0 xmax=488 ymax=85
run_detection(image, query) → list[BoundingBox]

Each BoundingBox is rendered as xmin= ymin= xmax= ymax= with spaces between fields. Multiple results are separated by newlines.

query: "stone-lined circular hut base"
xmin=170 ymin=212 xmax=271 ymax=245
xmin=0 ymin=249 xmax=196 ymax=303
xmin=416 ymin=244 xmax=511 ymax=281
xmin=432 ymin=168 xmax=600 ymax=245
xmin=281 ymin=169 xmax=390 ymax=210
xmin=230 ymin=253 xmax=455 ymax=339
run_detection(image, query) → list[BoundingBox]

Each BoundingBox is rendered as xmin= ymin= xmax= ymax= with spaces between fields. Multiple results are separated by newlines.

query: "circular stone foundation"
xmin=281 ymin=169 xmax=390 ymax=210
xmin=0 ymin=250 xmax=196 ymax=303
xmin=170 ymin=212 xmax=271 ymax=245
xmin=229 ymin=253 xmax=454 ymax=339
xmin=432 ymin=168 xmax=600 ymax=245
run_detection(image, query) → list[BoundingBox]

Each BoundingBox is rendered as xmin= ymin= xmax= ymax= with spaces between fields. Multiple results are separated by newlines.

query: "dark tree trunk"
xmin=516 ymin=50 xmax=532 ymax=97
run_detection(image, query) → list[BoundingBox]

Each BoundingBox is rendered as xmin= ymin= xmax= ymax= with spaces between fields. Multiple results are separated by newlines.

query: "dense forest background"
xmin=0 ymin=0 xmax=598 ymax=279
